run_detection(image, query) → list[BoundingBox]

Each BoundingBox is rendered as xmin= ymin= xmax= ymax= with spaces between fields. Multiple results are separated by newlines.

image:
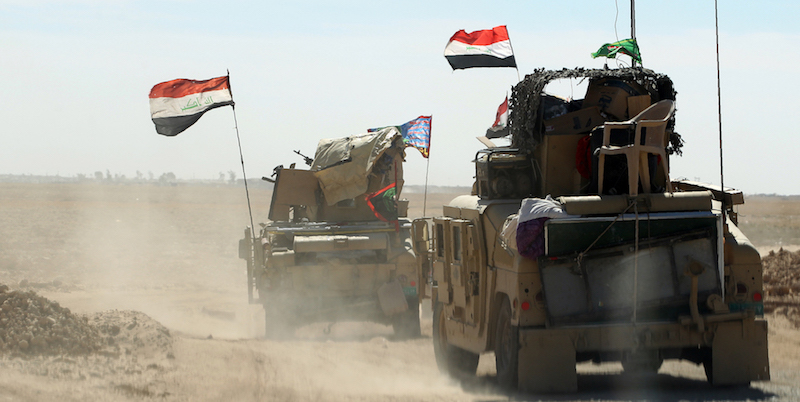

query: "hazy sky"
xmin=2 ymin=1 xmax=798 ymax=194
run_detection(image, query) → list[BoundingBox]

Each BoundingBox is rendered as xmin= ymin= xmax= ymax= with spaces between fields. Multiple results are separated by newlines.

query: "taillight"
xmin=753 ymin=292 xmax=763 ymax=302
xmin=410 ymin=281 xmax=416 ymax=287
xmin=521 ymin=301 xmax=531 ymax=311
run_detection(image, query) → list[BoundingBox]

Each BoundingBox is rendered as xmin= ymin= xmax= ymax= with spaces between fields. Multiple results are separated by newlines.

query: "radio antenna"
xmin=714 ymin=0 xmax=726 ymax=223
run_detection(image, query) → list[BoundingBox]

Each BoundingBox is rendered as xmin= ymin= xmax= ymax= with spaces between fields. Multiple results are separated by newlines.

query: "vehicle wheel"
xmin=433 ymin=302 xmax=479 ymax=378
xmin=699 ymin=347 xmax=718 ymax=384
xmin=702 ymin=351 xmax=750 ymax=387
xmin=392 ymin=298 xmax=421 ymax=339
xmin=703 ymin=358 xmax=713 ymax=384
xmin=494 ymin=297 xmax=519 ymax=389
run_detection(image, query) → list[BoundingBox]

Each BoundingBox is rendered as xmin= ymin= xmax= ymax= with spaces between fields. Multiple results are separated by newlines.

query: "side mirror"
xmin=239 ymin=227 xmax=252 ymax=260
xmin=238 ymin=238 xmax=250 ymax=259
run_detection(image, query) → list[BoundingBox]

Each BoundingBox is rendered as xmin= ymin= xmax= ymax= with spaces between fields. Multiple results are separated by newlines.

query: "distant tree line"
xmin=0 ymin=170 xmax=247 ymax=186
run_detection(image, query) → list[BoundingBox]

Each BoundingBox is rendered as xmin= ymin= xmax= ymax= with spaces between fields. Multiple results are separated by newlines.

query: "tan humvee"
xmin=239 ymin=127 xmax=421 ymax=338
xmin=413 ymin=68 xmax=769 ymax=392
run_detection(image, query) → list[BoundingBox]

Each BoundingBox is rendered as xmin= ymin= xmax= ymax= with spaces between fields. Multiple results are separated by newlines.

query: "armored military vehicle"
xmin=239 ymin=127 xmax=421 ymax=338
xmin=412 ymin=68 xmax=769 ymax=392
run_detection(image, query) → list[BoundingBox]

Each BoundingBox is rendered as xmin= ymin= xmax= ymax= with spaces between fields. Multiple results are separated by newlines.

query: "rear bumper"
xmin=517 ymin=312 xmax=769 ymax=393
xmin=520 ymin=311 xmax=767 ymax=351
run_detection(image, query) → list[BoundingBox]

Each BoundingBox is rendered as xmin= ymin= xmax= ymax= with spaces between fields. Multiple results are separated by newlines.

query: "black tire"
xmin=700 ymin=347 xmax=717 ymax=384
xmin=702 ymin=352 xmax=750 ymax=387
xmin=433 ymin=302 xmax=479 ymax=378
xmin=392 ymin=298 xmax=422 ymax=339
xmin=494 ymin=297 xmax=519 ymax=389
xmin=703 ymin=358 xmax=714 ymax=384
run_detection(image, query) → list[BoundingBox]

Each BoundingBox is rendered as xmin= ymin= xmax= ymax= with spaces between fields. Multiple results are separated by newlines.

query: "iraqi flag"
xmin=486 ymin=96 xmax=509 ymax=138
xmin=444 ymin=26 xmax=517 ymax=70
xmin=149 ymin=76 xmax=234 ymax=136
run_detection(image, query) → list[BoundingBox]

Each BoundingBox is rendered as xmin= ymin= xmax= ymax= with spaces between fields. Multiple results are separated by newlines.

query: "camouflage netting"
xmin=508 ymin=67 xmax=682 ymax=155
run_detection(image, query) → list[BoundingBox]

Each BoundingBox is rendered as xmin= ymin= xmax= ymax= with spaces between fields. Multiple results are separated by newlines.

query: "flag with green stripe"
xmin=592 ymin=38 xmax=641 ymax=63
xmin=365 ymin=183 xmax=398 ymax=222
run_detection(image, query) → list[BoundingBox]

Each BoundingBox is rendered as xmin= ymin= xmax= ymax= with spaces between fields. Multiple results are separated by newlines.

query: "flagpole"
xmin=501 ymin=25 xmax=521 ymax=82
xmin=630 ymin=0 xmax=637 ymax=67
xmin=227 ymin=72 xmax=256 ymax=241
xmin=423 ymin=157 xmax=430 ymax=217
xmin=423 ymin=115 xmax=433 ymax=217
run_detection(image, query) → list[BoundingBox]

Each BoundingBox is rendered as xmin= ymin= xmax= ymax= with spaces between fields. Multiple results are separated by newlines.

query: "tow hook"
xmin=685 ymin=259 xmax=706 ymax=332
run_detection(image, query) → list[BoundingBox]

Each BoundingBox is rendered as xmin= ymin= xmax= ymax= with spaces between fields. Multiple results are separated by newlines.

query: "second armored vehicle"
xmin=240 ymin=127 xmax=422 ymax=338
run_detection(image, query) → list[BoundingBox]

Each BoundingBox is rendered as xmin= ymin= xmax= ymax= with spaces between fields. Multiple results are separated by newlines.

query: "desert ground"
xmin=0 ymin=181 xmax=798 ymax=401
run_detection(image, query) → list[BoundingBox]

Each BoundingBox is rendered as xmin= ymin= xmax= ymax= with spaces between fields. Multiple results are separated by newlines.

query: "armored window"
xmin=452 ymin=226 xmax=462 ymax=261
xmin=436 ymin=223 xmax=445 ymax=258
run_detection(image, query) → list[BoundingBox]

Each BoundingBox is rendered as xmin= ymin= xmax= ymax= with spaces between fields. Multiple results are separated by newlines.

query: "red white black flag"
xmin=149 ymin=76 xmax=234 ymax=136
xmin=444 ymin=26 xmax=517 ymax=70
xmin=486 ymin=95 xmax=509 ymax=138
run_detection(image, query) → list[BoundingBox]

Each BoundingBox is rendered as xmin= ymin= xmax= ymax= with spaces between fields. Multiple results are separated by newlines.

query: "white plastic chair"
xmin=597 ymin=99 xmax=675 ymax=196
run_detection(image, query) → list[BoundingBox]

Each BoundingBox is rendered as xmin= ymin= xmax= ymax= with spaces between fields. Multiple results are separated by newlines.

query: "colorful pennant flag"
xmin=444 ymin=25 xmax=517 ymax=70
xmin=149 ymin=76 xmax=234 ymax=136
xmin=399 ymin=116 xmax=432 ymax=158
xmin=591 ymin=38 xmax=642 ymax=63
xmin=369 ymin=116 xmax=432 ymax=158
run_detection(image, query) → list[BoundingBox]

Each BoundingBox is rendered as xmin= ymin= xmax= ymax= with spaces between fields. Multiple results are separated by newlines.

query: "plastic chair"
xmin=597 ymin=99 xmax=675 ymax=196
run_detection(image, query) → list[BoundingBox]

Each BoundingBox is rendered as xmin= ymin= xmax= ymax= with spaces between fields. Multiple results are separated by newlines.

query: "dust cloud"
xmin=0 ymin=182 xmax=495 ymax=401
xmin=1 ymin=182 xmax=799 ymax=401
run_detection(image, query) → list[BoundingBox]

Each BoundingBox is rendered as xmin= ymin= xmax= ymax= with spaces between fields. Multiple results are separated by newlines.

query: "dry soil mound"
xmin=0 ymin=283 xmax=172 ymax=359
xmin=89 ymin=309 xmax=172 ymax=359
xmin=0 ymin=284 xmax=173 ymax=396
xmin=0 ymin=284 xmax=104 ymax=356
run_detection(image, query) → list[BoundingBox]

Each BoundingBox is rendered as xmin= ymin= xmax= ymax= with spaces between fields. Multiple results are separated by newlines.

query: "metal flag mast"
xmin=226 ymin=71 xmax=257 ymax=243
xmin=630 ymin=0 xmax=637 ymax=67
xmin=422 ymin=117 xmax=433 ymax=217
xmin=423 ymin=155 xmax=431 ymax=217
xmin=506 ymin=25 xmax=522 ymax=82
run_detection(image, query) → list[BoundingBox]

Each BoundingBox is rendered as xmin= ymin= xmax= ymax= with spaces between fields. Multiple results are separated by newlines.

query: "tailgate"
xmin=539 ymin=224 xmax=722 ymax=326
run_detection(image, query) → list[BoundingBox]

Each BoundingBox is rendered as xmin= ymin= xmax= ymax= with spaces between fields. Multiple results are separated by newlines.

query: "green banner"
xmin=592 ymin=38 xmax=642 ymax=63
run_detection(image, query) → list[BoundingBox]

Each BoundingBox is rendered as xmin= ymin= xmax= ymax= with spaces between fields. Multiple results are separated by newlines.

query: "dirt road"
xmin=1 ymin=182 xmax=798 ymax=401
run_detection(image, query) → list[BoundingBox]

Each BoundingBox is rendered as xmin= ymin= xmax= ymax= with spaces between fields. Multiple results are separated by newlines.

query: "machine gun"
xmin=294 ymin=150 xmax=313 ymax=166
